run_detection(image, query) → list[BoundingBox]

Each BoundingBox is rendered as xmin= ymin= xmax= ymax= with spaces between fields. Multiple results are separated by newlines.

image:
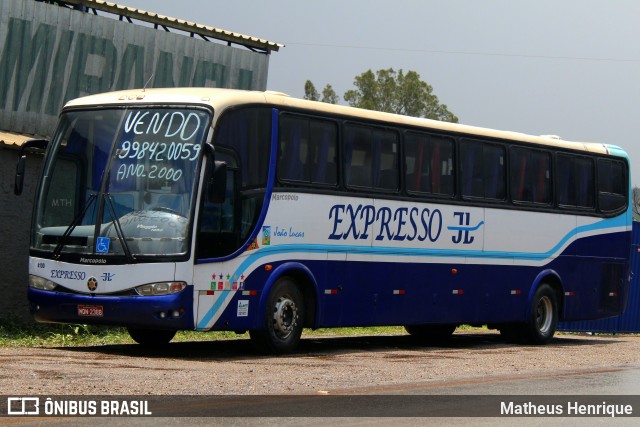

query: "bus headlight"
xmin=135 ymin=281 xmax=186 ymax=296
xmin=29 ymin=275 xmax=57 ymax=291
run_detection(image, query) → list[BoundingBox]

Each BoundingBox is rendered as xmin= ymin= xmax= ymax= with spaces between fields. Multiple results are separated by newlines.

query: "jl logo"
xmin=449 ymin=212 xmax=485 ymax=244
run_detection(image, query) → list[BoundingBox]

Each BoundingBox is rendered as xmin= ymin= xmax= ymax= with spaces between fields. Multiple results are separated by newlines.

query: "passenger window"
xmin=278 ymin=115 xmax=338 ymax=186
xmin=510 ymin=147 xmax=551 ymax=205
xmin=216 ymin=107 xmax=271 ymax=189
xmin=344 ymin=124 xmax=399 ymax=191
xmin=460 ymin=140 xmax=505 ymax=200
xmin=557 ymin=154 xmax=595 ymax=208
xmin=598 ymin=158 xmax=627 ymax=213
xmin=405 ymin=132 xmax=454 ymax=196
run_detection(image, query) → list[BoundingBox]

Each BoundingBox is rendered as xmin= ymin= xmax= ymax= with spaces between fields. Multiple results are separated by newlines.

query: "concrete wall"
xmin=0 ymin=146 xmax=43 ymax=321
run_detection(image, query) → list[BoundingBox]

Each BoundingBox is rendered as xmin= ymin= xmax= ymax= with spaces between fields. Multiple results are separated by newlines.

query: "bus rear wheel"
xmin=521 ymin=284 xmax=558 ymax=344
xmin=502 ymin=284 xmax=558 ymax=344
xmin=127 ymin=327 xmax=176 ymax=347
xmin=249 ymin=278 xmax=304 ymax=354
xmin=500 ymin=283 xmax=558 ymax=345
xmin=405 ymin=324 xmax=456 ymax=343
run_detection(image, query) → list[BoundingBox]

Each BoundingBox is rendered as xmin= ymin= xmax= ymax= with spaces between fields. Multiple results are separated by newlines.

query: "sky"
xmin=121 ymin=0 xmax=640 ymax=185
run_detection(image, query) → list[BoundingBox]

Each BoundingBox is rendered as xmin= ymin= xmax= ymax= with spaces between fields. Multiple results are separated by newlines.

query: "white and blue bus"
xmin=18 ymin=88 xmax=632 ymax=353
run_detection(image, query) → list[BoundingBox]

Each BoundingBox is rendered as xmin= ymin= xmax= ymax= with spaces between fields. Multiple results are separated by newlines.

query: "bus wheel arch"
xmin=250 ymin=263 xmax=318 ymax=353
xmin=529 ymin=270 xmax=564 ymax=321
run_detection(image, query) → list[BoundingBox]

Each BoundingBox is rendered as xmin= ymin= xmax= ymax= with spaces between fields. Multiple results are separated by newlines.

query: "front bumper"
xmin=28 ymin=286 xmax=194 ymax=330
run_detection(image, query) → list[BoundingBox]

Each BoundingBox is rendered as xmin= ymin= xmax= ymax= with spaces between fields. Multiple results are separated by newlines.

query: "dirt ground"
xmin=1 ymin=330 xmax=639 ymax=396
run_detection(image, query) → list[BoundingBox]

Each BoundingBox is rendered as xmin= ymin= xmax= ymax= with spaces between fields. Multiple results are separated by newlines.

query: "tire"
xmin=127 ymin=327 xmax=176 ymax=347
xmin=249 ymin=278 xmax=304 ymax=354
xmin=405 ymin=324 xmax=456 ymax=343
xmin=520 ymin=284 xmax=558 ymax=345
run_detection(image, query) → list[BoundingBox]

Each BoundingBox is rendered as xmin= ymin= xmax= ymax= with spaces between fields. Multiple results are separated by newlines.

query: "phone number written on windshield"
xmin=115 ymin=141 xmax=201 ymax=182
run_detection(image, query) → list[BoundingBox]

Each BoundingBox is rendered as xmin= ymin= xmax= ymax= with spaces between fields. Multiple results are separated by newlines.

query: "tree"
xmin=321 ymin=84 xmax=339 ymax=104
xmin=304 ymin=80 xmax=319 ymax=101
xmin=343 ymin=68 xmax=458 ymax=122
xmin=304 ymin=81 xmax=339 ymax=104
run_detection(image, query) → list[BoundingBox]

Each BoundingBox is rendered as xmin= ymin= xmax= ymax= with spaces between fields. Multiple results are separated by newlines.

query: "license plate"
xmin=78 ymin=305 xmax=103 ymax=317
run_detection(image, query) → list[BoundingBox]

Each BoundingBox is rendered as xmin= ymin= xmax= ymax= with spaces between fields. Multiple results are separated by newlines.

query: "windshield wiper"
xmin=53 ymin=193 xmax=97 ymax=259
xmin=103 ymin=193 xmax=135 ymax=263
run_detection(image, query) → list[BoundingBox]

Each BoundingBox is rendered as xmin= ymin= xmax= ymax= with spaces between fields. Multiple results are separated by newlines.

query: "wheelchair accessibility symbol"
xmin=96 ymin=237 xmax=110 ymax=254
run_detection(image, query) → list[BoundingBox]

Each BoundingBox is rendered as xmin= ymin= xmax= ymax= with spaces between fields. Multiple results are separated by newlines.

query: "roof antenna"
xmin=143 ymin=74 xmax=154 ymax=92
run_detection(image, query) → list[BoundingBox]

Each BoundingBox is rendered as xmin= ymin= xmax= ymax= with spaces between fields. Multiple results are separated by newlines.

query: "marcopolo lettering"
xmin=50 ymin=270 xmax=86 ymax=281
xmin=328 ymin=204 xmax=442 ymax=242
xmin=79 ymin=257 xmax=107 ymax=264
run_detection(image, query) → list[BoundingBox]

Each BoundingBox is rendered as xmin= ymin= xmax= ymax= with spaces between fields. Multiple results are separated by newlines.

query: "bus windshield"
xmin=31 ymin=107 xmax=211 ymax=260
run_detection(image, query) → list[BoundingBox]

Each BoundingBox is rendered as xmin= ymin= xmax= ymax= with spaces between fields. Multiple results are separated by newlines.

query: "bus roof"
xmin=64 ymin=88 xmax=619 ymax=157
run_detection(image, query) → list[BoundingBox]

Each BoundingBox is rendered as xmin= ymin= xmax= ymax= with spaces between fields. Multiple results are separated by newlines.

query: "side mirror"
xmin=208 ymin=161 xmax=227 ymax=203
xmin=203 ymin=142 xmax=227 ymax=203
xmin=14 ymin=139 xmax=48 ymax=196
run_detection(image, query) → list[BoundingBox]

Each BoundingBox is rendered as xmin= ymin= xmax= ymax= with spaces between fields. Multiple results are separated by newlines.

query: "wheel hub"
xmin=535 ymin=295 xmax=553 ymax=334
xmin=272 ymin=296 xmax=298 ymax=339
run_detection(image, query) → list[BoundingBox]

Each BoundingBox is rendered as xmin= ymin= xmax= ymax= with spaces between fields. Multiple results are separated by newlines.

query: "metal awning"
xmin=0 ymin=131 xmax=41 ymax=149
xmin=47 ymin=0 xmax=284 ymax=53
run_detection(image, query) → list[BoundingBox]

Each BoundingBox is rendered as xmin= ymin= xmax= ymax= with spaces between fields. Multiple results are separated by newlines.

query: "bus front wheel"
xmin=249 ymin=278 xmax=304 ymax=354
xmin=127 ymin=327 xmax=176 ymax=347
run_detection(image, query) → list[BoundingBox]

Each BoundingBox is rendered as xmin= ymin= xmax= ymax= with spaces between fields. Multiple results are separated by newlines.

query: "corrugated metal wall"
xmin=558 ymin=221 xmax=640 ymax=333
xmin=0 ymin=0 xmax=270 ymax=137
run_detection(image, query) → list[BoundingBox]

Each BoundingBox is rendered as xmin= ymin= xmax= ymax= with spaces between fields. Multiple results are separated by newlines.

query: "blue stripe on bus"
xmin=197 ymin=288 xmax=235 ymax=330
xmin=447 ymin=221 xmax=485 ymax=232
xmin=196 ymin=215 xmax=628 ymax=329
xmin=247 ymin=215 xmax=627 ymax=263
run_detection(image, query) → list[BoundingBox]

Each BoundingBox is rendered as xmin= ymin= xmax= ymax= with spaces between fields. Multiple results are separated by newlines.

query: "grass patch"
xmin=1 ymin=318 xmax=488 ymax=348
xmin=303 ymin=326 xmax=405 ymax=336
xmin=0 ymin=318 xmax=132 ymax=347
xmin=0 ymin=320 xmax=404 ymax=348
xmin=0 ymin=318 xmax=251 ymax=348
xmin=0 ymin=319 xmax=126 ymax=348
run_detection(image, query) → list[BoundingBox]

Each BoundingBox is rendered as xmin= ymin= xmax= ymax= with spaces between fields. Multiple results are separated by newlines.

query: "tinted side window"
xmin=278 ymin=115 xmax=338 ymax=186
xmin=510 ymin=147 xmax=551 ymax=205
xmin=598 ymin=158 xmax=627 ymax=212
xmin=460 ymin=140 xmax=505 ymax=200
xmin=405 ymin=132 xmax=455 ymax=196
xmin=557 ymin=154 xmax=595 ymax=208
xmin=216 ymin=107 xmax=271 ymax=189
xmin=344 ymin=124 xmax=399 ymax=191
